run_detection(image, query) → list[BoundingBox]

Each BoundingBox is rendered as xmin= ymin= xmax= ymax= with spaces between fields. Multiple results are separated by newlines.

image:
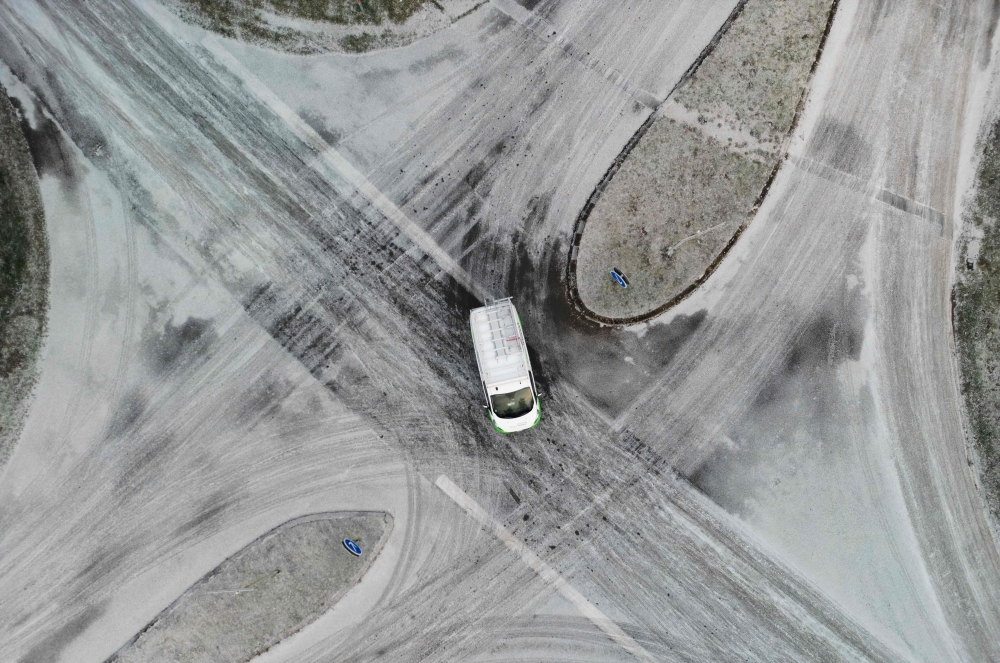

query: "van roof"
xmin=470 ymin=299 xmax=530 ymax=387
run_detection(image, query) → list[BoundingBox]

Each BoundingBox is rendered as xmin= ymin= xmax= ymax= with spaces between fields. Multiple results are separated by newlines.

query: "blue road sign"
xmin=610 ymin=268 xmax=629 ymax=289
xmin=343 ymin=538 xmax=362 ymax=556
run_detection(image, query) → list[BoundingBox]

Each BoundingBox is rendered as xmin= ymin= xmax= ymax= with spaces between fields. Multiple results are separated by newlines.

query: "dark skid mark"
xmin=8 ymin=94 xmax=77 ymax=189
xmin=981 ymin=0 xmax=1000 ymax=67
xmin=691 ymin=352 xmax=873 ymax=520
xmin=144 ymin=316 xmax=215 ymax=374
xmin=527 ymin=85 xmax=554 ymax=118
xmin=190 ymin=113 xmax=311 ymax=225
xmin=509 ymin=236 xmax=706 ymax=418
xmin=175 ymin=490 xmax=232 ymax=537
xmin=115 ymin=433 xmax=174 ymax=502
xmin=74 ymin=544 xmax=137 ymax=589
xmin=358 ymin=66 xmax=401 ymax=85
xmin=755 ymin=285 xmax=867 ymax=411
xmin=522 ymin=192 xmax=551 ymax=234
xmin=407 ymin=46 xmax=466 ymax=75
xmin=105 ymin=389 xmax=146 ymax=439
xmin=299 ymin=108 xmax=342 ymax=147
xmin=377 ymin=266 xmax=502 ymax=451
xmin=482 ymin=9 xmax=515 ymax=36
xmin=464 ymin=159 xmax=490 ymax=191
xmin=51 ymin=90 xmax=112 ymax=165
xmin=244 ymin=285 xmax=347 ymax=380
xmin=875 ymin=188 xmax=945 ymax=230
xmin=233 ymin=374 xmax=296 ymax=425
xmin=809 ymin=118 xmax=873 ymax=177
xmin=460 ymin=218 xmax=483 ymax=254
xmin=419 ymin=138 xmax=513 ymax=245
xmin=18 ymin=602 xmax=107 ymax=663
xmin=864 ymin=0 xmax=898 ymax=39
xmin=533 ymin=0 xmax=563 ymax=21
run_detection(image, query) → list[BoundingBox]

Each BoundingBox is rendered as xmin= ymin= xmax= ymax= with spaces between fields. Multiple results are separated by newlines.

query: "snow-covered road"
xmin=0 ymin=0 xmax=998 ymax=660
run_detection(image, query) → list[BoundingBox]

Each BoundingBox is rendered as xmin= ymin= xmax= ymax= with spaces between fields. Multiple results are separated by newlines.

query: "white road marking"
xmin=435 ymin=475 xmax=660 ymax=663
xmin=199 ymin=37 xmax=493 ymax=304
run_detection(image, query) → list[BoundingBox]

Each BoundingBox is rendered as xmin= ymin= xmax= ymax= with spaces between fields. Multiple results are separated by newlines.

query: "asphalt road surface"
xmin=1 ymin=0 xmax=999 ymax=661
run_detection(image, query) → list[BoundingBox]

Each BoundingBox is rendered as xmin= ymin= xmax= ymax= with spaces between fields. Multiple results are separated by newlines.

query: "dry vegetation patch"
xmin=574 ymin=0 xmax=836 ymax=320
xmin=0 ymin=87 xmax=49 ymax=470
xmin=955 ymin=118 xmax=1000 ymax=528
xmin=676 ymin=0 xmax=836 ymax=154
xmin=577 ymin=120 xmax=769 ymax=319
xmin=108 ymin=512 xmax=392 ymax=663
xmin=168 ymin=0 xmax=485 ymax=53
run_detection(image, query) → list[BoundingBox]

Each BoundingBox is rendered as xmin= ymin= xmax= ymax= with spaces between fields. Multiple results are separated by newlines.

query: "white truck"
xmin=470 ymin=298 xmax=541 ymax=433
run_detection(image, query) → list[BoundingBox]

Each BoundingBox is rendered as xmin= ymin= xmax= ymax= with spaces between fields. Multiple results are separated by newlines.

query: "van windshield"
xmin=490 ymin=387 xmax=534 ymax=419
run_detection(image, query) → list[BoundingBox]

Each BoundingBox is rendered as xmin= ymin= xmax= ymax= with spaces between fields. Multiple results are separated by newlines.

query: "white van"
xmin=470 ymin=298 xmax=541 ymax=433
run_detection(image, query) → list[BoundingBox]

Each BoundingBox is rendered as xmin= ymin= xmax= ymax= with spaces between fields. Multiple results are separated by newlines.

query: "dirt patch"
xmin=107 ymin=512 xmax=393 ymax=663
xmin=0 ymin=86 xmax=50 ymax=471
xmin=955 ymin=117 xmax=1000 ymax=528
xmin=573 ymin=0 xmax=837 ymax=321
xmin=166 ymin=0 xmax=486 ymax=54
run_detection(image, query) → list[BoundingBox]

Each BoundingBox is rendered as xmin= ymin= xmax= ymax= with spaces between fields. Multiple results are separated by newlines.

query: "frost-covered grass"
xmin=676 ymin=0 xmax=834 ymax=149
xmin=577 ymin=120 xmax=769 ymax=319
xmin=955 ymin=119 xmax=1000 ymax=524
xmin=111 ymin=513 xmax=392 ymax=663
xmin=270 ymin=0 xmax=430 ymax=26
xmin=0 ymin=87 xmax=48 ymax=470
xmin=340 ymin=28 xmax=397 ymax=52
xmin=575 ymin=0 xmax=836 ymax=320
xmin=174 ymin=0 xmax=448 ymax=53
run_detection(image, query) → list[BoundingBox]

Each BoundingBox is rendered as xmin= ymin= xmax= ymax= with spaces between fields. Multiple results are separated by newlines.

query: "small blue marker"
xmin=610 ymin=268 xmax=629 ymax=289
xmin=343 ymin=538 xmax=362 ymax=556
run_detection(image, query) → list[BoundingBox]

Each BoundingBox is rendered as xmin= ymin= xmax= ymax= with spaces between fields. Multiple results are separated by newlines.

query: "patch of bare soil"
xmin=574 ymin=0 xmax=836 ymax=321
xmin=0 ymin=86 xmax=49 ymax=470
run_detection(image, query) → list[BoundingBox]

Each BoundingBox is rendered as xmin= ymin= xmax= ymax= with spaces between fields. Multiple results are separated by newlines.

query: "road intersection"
xmin=0 ymin=0 xmax=998 ymax=660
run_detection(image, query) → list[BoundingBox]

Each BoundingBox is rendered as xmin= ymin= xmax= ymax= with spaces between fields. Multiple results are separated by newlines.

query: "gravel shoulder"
xmin=108 ymin=512 xmax=393 ymax=663
xmin=0 ymin=85 xmax=48 ymax=471
xmin=574 ymin=0 xmax=836 ymax=321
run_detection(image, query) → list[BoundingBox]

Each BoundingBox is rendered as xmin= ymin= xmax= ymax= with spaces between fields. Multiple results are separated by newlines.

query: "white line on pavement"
xmin=435 ymin=474 xmax=659 ymax=663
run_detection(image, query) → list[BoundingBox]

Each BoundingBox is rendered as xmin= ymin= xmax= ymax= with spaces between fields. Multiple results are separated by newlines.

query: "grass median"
xmin=574 ymin=0 xmax=837 ymax=321
xmin=173 ymin=0 xmax=469 ymax=54
xmin=110 ymin=512 xmax=393 ymax=663
xmin=955 ymin=117 xmax=1000 ymax=527
xmin=0 ymin=86 xmax=49 ymax=470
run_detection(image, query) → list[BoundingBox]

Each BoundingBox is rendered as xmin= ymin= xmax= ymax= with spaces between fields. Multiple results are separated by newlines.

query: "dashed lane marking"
xmin=435 ymin=474 xmax=660 ymax=663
